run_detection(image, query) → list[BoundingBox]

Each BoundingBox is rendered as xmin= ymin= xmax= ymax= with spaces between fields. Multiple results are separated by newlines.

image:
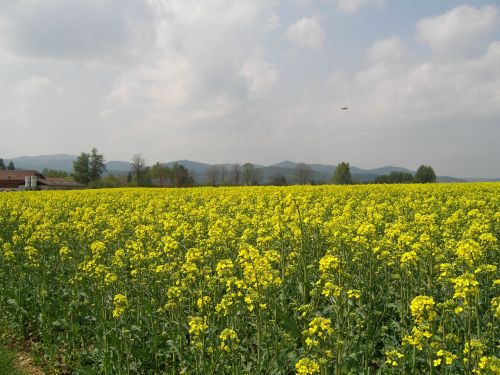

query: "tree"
xmin=270 ymin=174 xmax=288 ymax=186
xmin=152 ymin=162 xmax=170 ymax=187
xmin=89 ymin=148 xmax=106 ymax=181
xmin=374 ymin=171 xmax=414 ymax=184
xmin=296 ymin=162 xmax=313 ymax=185
xmin=42 ymin=168 xmax=68 ymax=178
xmin=7 ymin=161 xmax=15 ymax=170
xmin=0 ymin=158 xmax=5 ymax=170
xmin=131 ymin=154 xmax=147 ymax=186
xmin=333 ymin=162 xmax=352 ymax=185
xmin=170 ymin=163 xmax=194 ymax=187
xmin=73 ymin=153 xmax=91 ymax=184
xmin=232 ymin=163 xmax=242 ymax=185
xmin=242 ymin=162 xmax=261 ymax=185
xmin=414 ymin=165 xmax=436 ymax=183
xmin=206 ymin=166 xmax=220 ymax=186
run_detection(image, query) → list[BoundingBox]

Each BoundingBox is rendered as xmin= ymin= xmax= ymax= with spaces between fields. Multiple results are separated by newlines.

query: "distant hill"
xmin=437 ymin=176 xmax=467 ymax=183
xmin=465 ymin=177 xmax=500 ymax=182
xmin=106 ymin=161 xmax=133 ymax=172
xmin=3 ymin=154 xmax=495 ymax=183
xmin=7 ymin=154 xmax=77 ymax=172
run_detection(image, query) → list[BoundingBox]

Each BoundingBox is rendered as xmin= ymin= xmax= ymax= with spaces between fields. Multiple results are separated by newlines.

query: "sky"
xmin=0 ymin=0 xmax=499 ymax=178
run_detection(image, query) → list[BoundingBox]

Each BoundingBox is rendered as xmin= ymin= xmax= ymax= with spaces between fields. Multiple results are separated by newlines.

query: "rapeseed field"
xmin=0 ymin=184 xmax=499 ymax=374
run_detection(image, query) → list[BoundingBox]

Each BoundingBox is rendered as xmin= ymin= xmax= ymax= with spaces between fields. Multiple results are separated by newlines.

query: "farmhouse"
xmin=0 ymin=170 xmax=84 ymax=190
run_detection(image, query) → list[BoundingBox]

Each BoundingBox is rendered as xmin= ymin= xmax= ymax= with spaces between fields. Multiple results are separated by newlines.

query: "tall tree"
xmin=0 ymin=158 xmax=5 ymax=170
xmin=414 ymin=165 xmax=436 ymax=183
xmin=243 ymin=163 xmax=256 ymax=185
xmin=333 ymin=162 xmax=352 ymax=185
xmin=89 ymin=148 xmax=106 ymax=181
xmin=296 ymin=162 xmax=313 ymax=185
xmin=270 ymin=174 xmax=288 ymax=186
xmin=7 ymin=161 xmax=15 ymax=170
xmin=131 ymin=154 xmax=147 ymax=186
xmin=206 ymin=166 xmax=220 ymax=186
xmin=152 ymin=162 xmax=170 ymax=187
xmin=170 ymin=163 xmax=194 ymax=187
xmin=232 ymin=163 xmax=242 ymax=185
xmin=72 ymin=153 xmax=91 ymax=184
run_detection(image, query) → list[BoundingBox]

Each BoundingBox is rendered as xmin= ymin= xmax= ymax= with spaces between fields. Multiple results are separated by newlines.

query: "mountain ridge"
xmin=3 ymin=154 xmax=495 ymax=182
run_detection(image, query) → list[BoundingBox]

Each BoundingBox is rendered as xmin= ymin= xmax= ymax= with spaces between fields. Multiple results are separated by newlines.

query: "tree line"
xmin=69 ymin=150 xmax=437 ymax=187
xmin=0 ymin=159 xmax=15 ymax=170
xmin=1 ymin=151 xmax=438 ymax=187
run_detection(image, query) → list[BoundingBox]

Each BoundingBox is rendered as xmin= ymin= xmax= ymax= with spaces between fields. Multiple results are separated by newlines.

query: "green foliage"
xmin=88 ymin=174 xmax=124 ymax=189
xmin=72 ymin=152 xmax=91 ymax=184
xmin=0 ymin=158 xmax=5 ymax=170
xmin=7 ymin=161 xmax=15 ymax=170
xmin=242 ymin=163 xmax=261 ymax=185
xmin=333 ymin=161 xmax=352 ymax=184
xmin=169 ymin=163 xmax=194 ymax=187
xmin=0 ymin=346 xmax=23 ymax=375
xmin=72 ymin=148 xmax=106 ymax=185
xmin=151 ymin=162 xmax=170 ymax=187
xmin=89 ymin=148 xmax=106 ymax=181
xmin=270 ymin=174 xmax=288 ymax=186
xmin=415 ymin=165 xmax=436 ymax=183
xmin=374 ymin=171 xmax=414 ymax=184
xmin=42 ymin=168 xmax=68 ymax=178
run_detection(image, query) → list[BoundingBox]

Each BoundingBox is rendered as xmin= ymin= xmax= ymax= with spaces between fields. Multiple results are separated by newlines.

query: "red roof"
xmin=0 ymin=170 xmax=45 ymax=181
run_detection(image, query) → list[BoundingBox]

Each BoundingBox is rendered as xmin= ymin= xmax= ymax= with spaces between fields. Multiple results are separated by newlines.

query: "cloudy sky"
xmin=1 ymin=0 xmax=499 ymax=178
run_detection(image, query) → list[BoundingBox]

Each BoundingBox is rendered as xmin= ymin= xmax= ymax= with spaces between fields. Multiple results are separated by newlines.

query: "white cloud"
xmin=346 ymin=40 xmax=500 ymax=119
xmin=0 ymin=1 xmax=154 ymax=64
xmin=417 ymin=5 xmax=498 ymax=59
xmin=303 ymin=0 xmax=384 ymax=13
xmin=240 ymin=58 xmax=278 ymax=96
xmin=265 ymin=14 xmax=281 ymax=32
xmin=367 ymin=37 xmax=406 ymax=63
xmin=0 ymin=1 xmax=499 ymax=176
xmin=14 ymin=76 xmax=64 ymax=98
xmin=332 ymin=0 xmax=384 ymax=13
xmin=100 ymin=0 xmax=279 ymax=121
xmin=285 ymin=15 xmax=325 ymax=49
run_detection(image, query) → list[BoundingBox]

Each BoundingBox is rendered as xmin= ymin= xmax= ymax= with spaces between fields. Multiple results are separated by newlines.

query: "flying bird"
xmin=341 ymin=106 xmax=349 ymax=110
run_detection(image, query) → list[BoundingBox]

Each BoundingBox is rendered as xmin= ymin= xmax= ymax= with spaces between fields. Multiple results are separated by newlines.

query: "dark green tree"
xmin=414 ymin=165 xmax=436 ymax=183
xmin=42 ymin=168 xmax=68 ymax=178
xmin=333 ymin=162 xmax=352 ymax=185
xmin=270 ymin=174 xmax=288 ymax=186
xmin=0 ymin=158 xmax=5 ymax=170
xmin=374 ymin=171 xmax=414 ymax=184
xmin=242 ymin=163 xmax=255 ymax=185
xmin=152 ymin=162 xmax=170 ymax=187
xmin=170 ymin=163 xmax=194 ymax=187
xmin=242 ymin=163 xmax=262 ymax=185
xmin=72 ymin=153 xmax=91 ymax=184
xmin=89 ymin=148 xmax=106 ymax=181
xmin=7 ymin=161 xmax=15 ymax=170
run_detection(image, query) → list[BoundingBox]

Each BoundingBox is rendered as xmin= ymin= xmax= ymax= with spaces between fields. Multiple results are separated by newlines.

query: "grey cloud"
xmin=0 ymin=0 xmax=154 ymax=61
xmin=417 ymin=4 xmax=499 ymax=59
xmin=0 ymin=1 xmax=499 ymax=178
